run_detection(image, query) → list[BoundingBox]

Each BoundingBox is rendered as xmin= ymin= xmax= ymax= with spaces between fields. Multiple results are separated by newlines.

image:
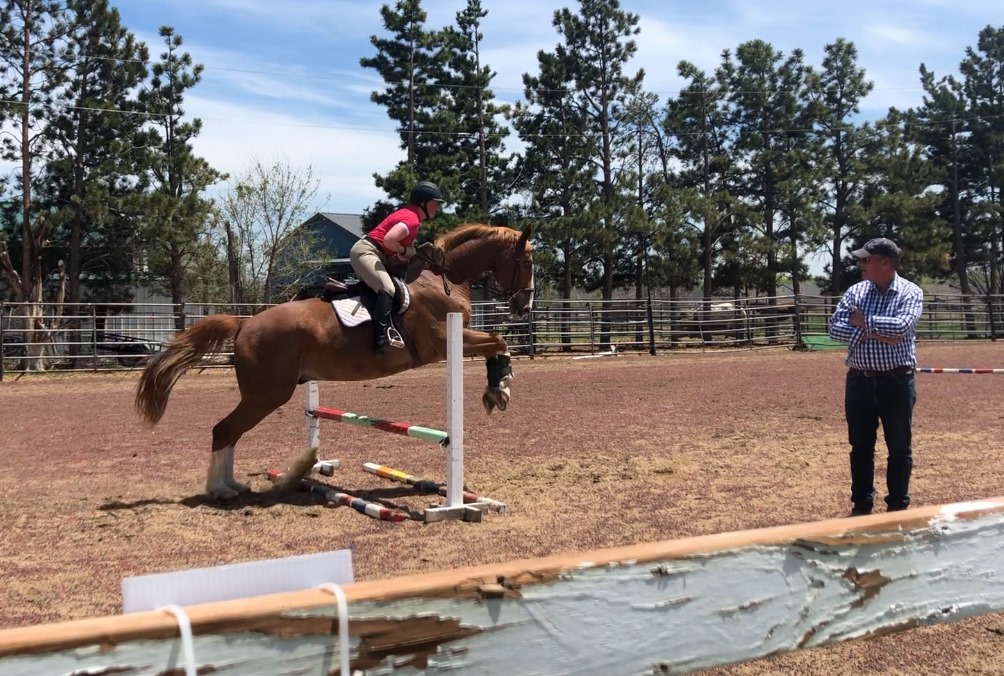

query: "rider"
xmin=349 ymin=180 xmax=445 ymax=354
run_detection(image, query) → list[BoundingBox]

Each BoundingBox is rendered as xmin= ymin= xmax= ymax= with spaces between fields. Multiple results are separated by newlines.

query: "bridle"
xmin=414 ymin=239 xmax=534 ymax=306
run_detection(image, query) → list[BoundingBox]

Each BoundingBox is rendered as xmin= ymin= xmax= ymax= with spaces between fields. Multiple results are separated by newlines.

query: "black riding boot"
xmin=372 ymin=291 xmax=402 ymax=354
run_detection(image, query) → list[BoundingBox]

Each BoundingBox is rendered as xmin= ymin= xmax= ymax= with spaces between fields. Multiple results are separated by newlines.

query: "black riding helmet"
xmin=409 ymin=181 xmax=445 ymax=220
xmin=409 ymin=181 xmax=446 ymax=205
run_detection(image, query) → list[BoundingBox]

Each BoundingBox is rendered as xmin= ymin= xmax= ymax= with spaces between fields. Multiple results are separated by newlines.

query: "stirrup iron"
xmin=386 ymin=326 xmax=405 ymax=349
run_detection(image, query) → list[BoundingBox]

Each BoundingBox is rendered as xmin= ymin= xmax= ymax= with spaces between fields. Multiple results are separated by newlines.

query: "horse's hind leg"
xmin=207 ymin=398 xmax=283 ymax=499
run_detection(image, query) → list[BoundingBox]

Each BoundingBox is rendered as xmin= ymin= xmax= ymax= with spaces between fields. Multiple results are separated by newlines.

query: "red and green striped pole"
xmin=309 ymin=407 xmax=448 ymax=444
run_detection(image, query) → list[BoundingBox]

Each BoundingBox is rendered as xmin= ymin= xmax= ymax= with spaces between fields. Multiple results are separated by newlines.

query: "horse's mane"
xmin=434 ymin=224 xmax=518 ymax=252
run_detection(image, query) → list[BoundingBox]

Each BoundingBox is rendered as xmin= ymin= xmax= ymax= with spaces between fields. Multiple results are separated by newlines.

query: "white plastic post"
xmin=305 ymin=381 xmax=320 ymax=449
xmin=445 ymin=313 xmax=464 ymax=509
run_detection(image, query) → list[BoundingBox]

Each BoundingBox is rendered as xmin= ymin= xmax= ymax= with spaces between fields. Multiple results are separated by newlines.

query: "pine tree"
xmin=360 ymin=0 xmax=451 ymax=201
xmin=550 ymin=0 xmax=644 ymax=347
xmin=438 ymin=0 xmax=512 ymax=219
xmin=914 ymin=62 xmax=978 ymax=298
xmin=136 ymin=27 xmax=223 ymax=325
xmin=807 ymin=39 xmax=874 ymax=293
xmin=720 ymin=40 xmax=812 ymax=299
xmin=511 ymin=49 xmax=593 ymax=302
xmin=958 ymin=26 xmax=1004 ymax=295
xmin=0 ymin=0 xmax=69 ymax=370
xmin=0 ymin=0 xmax=69 ymax=306
xmin=858 ymin=109 xmax=946 ymax=279
xmin=665 ymin=61 xmax=739 ymax=298
xmin=41 ymin=0 xmax=149 ymax=304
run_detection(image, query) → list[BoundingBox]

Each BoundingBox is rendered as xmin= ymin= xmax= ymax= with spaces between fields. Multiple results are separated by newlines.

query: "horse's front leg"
xmin=462 ymin=329 xmax=513 ymax=414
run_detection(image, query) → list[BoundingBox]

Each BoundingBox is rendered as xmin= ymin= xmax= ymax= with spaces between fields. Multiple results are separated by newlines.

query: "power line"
xmin=3 ymin=95 xmax=1002 ymax=141
xmin=0 ymin=47 xmax=942 ymax=98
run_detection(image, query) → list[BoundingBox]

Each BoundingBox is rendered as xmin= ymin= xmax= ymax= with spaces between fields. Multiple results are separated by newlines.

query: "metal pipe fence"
xmin=2 ymin=294 xmax=1001 ymax=378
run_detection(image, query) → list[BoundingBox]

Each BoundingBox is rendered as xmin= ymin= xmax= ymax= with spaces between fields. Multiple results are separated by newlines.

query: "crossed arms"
xmin=828 ymin=287 xmax=923 ymax=346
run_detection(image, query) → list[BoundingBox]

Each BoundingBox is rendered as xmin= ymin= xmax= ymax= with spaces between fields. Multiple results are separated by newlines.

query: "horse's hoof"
xmin=482 ymin=391 xmax=498 ymax=414
xmin=496 ymin=386 xmax=510 ymax=412
xmin=482 ymin=386 xmax=510 ymax=414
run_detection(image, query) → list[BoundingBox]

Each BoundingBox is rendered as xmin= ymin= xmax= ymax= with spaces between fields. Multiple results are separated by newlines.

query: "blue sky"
xmin=107 ymin=0 xmax=1003 ymax=216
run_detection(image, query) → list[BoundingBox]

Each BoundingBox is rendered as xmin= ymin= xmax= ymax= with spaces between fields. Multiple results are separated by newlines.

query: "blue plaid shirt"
xmin=828 ymin=274 xmax=924 ymax=370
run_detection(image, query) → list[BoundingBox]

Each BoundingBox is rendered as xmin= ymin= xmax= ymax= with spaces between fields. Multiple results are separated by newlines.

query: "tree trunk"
xmin=949 ymin=131 xmax=976 ymax=338
xmin=225 ymin=220 xmax=244 ymax=305
xmin=561 ymin=239 xmax=573 ymax=352
xmin=170 ymin=250 xmax=186 ymax=332
xmin=599 ymin=252 xmax=614 ymax=350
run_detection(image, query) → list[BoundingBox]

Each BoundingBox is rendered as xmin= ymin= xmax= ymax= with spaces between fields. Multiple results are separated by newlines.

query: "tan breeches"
xmin=349 ymin=239 xmax=396 ymax=296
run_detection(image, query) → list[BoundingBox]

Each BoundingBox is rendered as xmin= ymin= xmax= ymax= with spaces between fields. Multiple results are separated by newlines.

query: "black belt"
xmin=851 ymin=366 xmax=914 ymax=377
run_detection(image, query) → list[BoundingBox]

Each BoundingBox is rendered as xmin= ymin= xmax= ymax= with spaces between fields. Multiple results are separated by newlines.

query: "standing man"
xmin=828 ymin=238 xmax=924 ymax=516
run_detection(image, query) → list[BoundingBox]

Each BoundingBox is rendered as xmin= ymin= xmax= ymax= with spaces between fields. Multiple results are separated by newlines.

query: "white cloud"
xmin=183 ymin=95 xmax=402 ymax=213
xmin=865 ymin=24 xmax=936 ymax=48
xmin=148 ymin=0 xmax=377 ymax=39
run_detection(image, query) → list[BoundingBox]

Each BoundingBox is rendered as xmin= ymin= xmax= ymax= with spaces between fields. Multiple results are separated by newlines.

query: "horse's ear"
xmin=517 ymin=224 xmax=532 ymax=250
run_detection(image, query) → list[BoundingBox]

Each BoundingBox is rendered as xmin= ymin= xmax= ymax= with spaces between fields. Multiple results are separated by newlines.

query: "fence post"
xmin=526 ymin=309 xmax=536 ymax=359
xmin=989 ymin=293 xmax=997 ymax=342
xmin=646 ymin=291 xmax=656 ymax=355
xmin=793 ymin=296 xmax=804 ymax=348
xmin=744 ymin=299 xmax=753 ymax=350
xmin=588 ymin=303 xmax=595 ymax=355
xmin=91 ymin=305 xmax=98 ymax=372
xmin=0 ymin=302 xmax=5 ymax=382
xmin=178 ymin=303 xmax=187 ymax=335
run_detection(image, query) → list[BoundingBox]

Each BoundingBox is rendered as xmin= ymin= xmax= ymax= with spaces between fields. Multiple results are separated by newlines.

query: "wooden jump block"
xmin=363 ymin=462 xmax=507 ymax=522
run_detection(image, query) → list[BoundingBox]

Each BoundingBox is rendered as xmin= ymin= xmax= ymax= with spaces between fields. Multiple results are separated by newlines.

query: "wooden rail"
xmin=2 ymin=498 xmax=1004 ymax=674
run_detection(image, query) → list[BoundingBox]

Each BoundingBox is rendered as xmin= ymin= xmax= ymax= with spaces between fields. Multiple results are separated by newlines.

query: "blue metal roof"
xmin=316 ymin=212 xmax=365 ymax=239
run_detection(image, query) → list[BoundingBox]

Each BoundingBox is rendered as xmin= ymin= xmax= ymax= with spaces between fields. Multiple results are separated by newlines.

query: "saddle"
xmin=321 ymin=278 xmax=411 ymax=328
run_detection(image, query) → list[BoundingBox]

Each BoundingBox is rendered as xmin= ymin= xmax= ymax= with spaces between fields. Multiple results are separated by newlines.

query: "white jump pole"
xmin=305 ymin=381 xmax=320 ymax=448
xmin=303 ymin=380 xmax=339 ymax=476
xmin=444 ymin=312 xmax=464 ymax=511
xmin=412 ymin=311 xmax=493 ymax=522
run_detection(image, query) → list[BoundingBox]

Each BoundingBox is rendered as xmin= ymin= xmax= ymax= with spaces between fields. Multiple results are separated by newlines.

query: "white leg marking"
xmin=206 ymin=446 xmax=239 ymax=500
xmin=224 ymin=446 xmax=251 ymax=494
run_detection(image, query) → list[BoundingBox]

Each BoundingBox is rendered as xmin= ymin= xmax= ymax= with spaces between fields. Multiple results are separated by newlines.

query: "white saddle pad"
xmin=331 ymin=297 xmax=370 ymax=327
xmin=331 ymin=283 xmax=411 ymax=328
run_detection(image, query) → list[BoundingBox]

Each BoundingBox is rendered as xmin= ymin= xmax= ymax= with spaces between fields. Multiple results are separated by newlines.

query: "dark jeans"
xmin=844 ymin=369 xmax=916 ymax=511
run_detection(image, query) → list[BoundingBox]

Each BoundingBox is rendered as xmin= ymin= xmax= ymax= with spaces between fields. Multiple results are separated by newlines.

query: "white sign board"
xmin=122 ymin=549 xmax=353 ymax=614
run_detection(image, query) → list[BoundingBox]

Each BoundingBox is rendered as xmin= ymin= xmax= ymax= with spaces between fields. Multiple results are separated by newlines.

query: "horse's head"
xmin=496 ymin=225 xmax=534 ymax=318
xmin=436 ymin=223 xmax=535 ymax=318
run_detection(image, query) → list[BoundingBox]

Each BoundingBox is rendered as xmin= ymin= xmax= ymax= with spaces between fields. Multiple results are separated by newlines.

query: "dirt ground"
xmin=1 ymin=342 xmax=1003 ymax=675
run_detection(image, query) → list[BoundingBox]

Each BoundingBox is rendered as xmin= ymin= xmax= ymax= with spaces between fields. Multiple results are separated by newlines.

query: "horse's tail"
xmin=135 ymin=314 xmax=244 ymax=425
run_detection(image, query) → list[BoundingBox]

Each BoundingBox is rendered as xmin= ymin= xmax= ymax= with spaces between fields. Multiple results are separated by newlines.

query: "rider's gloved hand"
xmin=416 ymin=242 xmax=444 ymax=267
xmin=403 ymin=245 xmax=417 ymax=258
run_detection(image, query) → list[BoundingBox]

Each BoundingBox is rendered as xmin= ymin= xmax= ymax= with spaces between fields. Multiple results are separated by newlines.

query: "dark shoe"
xmin=850 ymin=506 xmax=872 ymax=516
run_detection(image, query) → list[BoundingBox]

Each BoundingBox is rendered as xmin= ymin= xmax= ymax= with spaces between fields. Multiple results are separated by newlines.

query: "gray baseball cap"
xmin=851 ymin=237 xmax=900 ymax=259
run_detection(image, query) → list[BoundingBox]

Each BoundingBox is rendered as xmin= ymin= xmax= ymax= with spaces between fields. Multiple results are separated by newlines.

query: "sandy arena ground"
xmin=1 ymin=342 xmax=1002 ymax=674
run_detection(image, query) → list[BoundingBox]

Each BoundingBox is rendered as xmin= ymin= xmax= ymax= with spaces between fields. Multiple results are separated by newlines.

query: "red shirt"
xmin=366 ymin=205 xmax=422 ymax=253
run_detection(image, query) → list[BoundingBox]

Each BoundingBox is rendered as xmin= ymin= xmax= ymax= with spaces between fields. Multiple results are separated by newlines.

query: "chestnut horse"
xmin=136 ymin=224 xmax=534 ymax=499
